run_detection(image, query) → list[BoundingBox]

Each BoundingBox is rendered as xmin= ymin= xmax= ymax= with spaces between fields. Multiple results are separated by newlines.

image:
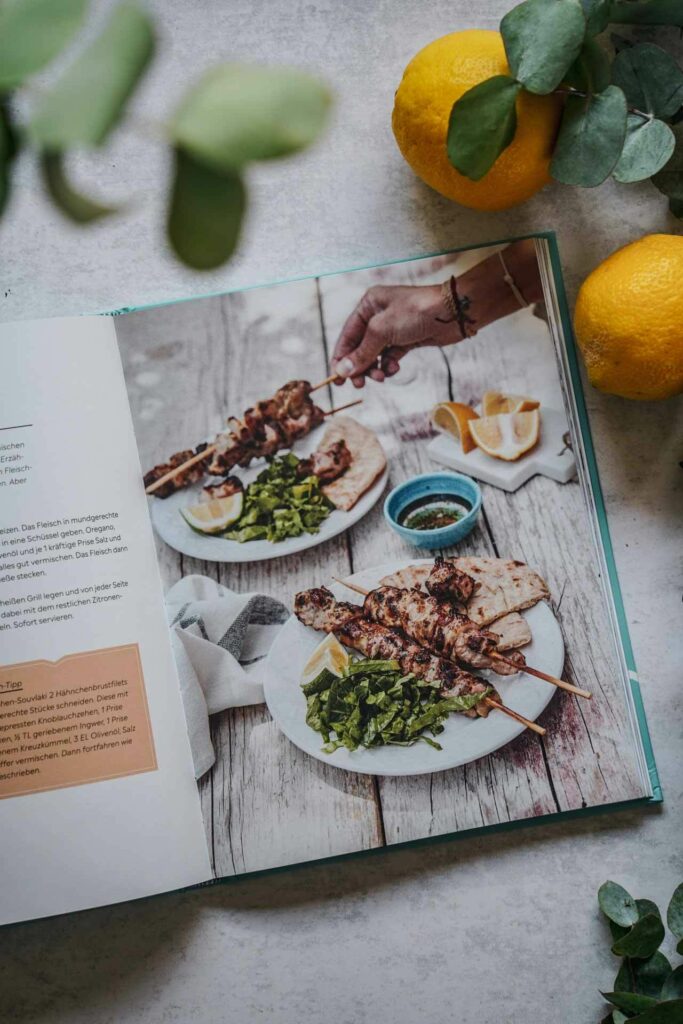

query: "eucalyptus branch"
xmin=553 ymin=86 xmax=653 ymax=122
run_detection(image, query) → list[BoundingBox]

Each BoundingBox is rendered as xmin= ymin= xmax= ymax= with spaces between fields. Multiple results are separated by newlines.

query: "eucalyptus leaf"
xmin=652 ymin=125 xmax=683 ymax=218
xmin=615 ymin=958 xmax=633 ymax=993
xmin=600 ymin=882 xmax=640 ymax=928
xmin=627 ymin=1001 xmax=683 ymax=1023
xmin=171 ymin=65 xmax=331 ymax=172
xmin=632 ymin=952 xmax=673 ymax=999
xmin=565 ymin=38 xmax=611 ymax=93
xmin=678 ymin=939 xmax=683 ymax=956
xmin=501 ymin=0 xmax=586 ymax=94
xmin=602 ymin=991 xmax=659 ymax=1014
xmin=30 ymin=1 xmax=154 ymax=150
xmin=0 ymin=0 xmax=88 ymax=90
xmin=637 ymin=900 xmax=662 ymax=922
xmin=447 ymin=76 xmax=520 ymax=180
xmin=551 ymin=85 xmax=627 ymax=186
xmin=167 ymin=148 xmax=246 ymax=270
xmin=0 ymin=103 xmax=18 ymax=217
xmin=581 ymin=0 xmax=611 ymax=34
xmin=613 ymin=1013 xmax=628 ymax=1024
xmin=612 ymin=914 xmax=666 ymax=959
xmin=611 ymin=921 xmax=631 ymax=943
xmin=609 ymin=0 xmax=683 ymax=28
xmin=612 ymin=43 xmax=683 ymax=119
xmin=667 ymin=883 xmax=683 ymax=939
xmin=40 ymin=152 xmax=117 ymax=223
xmin=661 ymin=965 xmax=683 ymax=1001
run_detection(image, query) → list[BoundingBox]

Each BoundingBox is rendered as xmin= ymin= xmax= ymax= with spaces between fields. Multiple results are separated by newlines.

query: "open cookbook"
xmin=0 ymin=233 xmax=660 ymax=927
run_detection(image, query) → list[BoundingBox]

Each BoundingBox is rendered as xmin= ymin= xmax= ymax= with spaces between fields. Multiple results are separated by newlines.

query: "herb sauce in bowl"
xmin=399 ymin=494 xmax=471 ymax=531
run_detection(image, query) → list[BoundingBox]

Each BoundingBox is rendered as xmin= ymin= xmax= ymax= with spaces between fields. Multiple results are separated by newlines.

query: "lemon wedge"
xmin=481 ymin=391 xmax=540 ymax=416
xmin=469 ymin=410 xmax=541 ymax=462
xmin=431 ymin=401 xmax=479 ymax=454
xmin=180 ymin=492 xmax=243 ymax=534
xmin=301 ymin=634 xmax=349 ymax=684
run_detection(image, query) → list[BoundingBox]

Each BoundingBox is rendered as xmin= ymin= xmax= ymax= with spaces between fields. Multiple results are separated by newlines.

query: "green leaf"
xmin=600 ymin=882 xmax=640 ymax=927
xmin=611 ymin=920 xmax=631 ymax=943
xmin=0 ymin=103 xmax=19 ymax=218
xmin=609 ymin=1 xmax=683 ymax=28
xmin=633 ymin=953 xmax=673 ymax=999
xmin=565 ymin=38 xmax=611 ymax=93
xmin=637 ymin=900 xmax=662 ymax=921
xmin=612 ymin=43 xmax=683 ymax=120
xmin=628 ymin=1001 xmax=683 ymax=1023
xmin=0 ymin=0 xmax=88 ymax=90
xmin=501 ymin=0 xmax=587 ymax=94
xmin=167 ymin=148 xmax=246 ymax=270
xmin=40 ymin=151 xmax=117 ymax=222
xmin=612 ymin=914 xmax=666 ymax=959
xmin=171 ymin=65 xmax=331 ymax=173
xmin=551 ymin=85 xmax=627 ymax=186
xmin=30 ymin=2 xmax=154 ymax=150
xmin=653 ymin=125 xmax=683 ymax=217
xmin=615 ymin=958 xmax=633 ymax=993
xmin=661 ymin=966 xmax=683 ymax=1001
xmin=447 ymin=75 xmax=521 ymax=180
xmin=613 ymin=1013 xmax=628 ymax=1024
xmin=581 ymin=0 xmax=611 ymax=34
xmin=667 ymin=883 xmax=683 ymax=939
xmin=602 ymin=991 xmax=659 ymax=1014
xmin=678 ymin=939 xmax=683 ymax=956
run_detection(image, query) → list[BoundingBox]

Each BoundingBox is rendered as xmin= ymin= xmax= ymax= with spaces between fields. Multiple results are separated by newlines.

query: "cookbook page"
xmin=114 ymin=237 xmax=651 ymax=885
xmin=0 ymin=317 xmax=211 ymax=927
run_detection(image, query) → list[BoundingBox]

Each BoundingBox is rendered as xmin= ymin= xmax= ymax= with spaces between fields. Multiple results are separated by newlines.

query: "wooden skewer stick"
xmin=145 ymin=398 xmax=364 ymax=496
xmin=488 ymin=652 xmax=591 ymax=699
xmin=331 ymin=578 xmax=546 ymax=736
xmin=483 ymin=698 xmax=545 ymax=736
xmin=333 ymin=576 xmax=588 ymax=697
xmin=310 ymin=373 xmax=342 ymax=391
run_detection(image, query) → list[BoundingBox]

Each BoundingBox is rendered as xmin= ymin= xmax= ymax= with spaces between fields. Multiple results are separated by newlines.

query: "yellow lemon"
xmin=301 ymin=634 xmax=349 ymax=684
xmin=180 ymin=492 xmax=243 ymax=534
xmin=574 ymin=234 xmax=683 ymax=400
xmin=469 ymin=410 xmax=541 ymax=461
xmin=392 ymin=30 xmax=562 ymax=211
xmin=432 ymin=401 xmax=479 ymax=453
xmin=481 ymin=391 xmax=540 ymax=416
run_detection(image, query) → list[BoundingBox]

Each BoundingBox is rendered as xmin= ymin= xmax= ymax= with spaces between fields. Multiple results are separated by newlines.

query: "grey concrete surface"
xmin=1 ymin=2 xmax=681 ymax=1022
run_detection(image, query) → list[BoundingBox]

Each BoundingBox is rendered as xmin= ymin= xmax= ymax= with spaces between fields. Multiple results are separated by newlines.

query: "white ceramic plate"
xmin=264 ymin=559 xmax=564 ymax=776
xmin=149 ymin=423 xmax=388 ymax=563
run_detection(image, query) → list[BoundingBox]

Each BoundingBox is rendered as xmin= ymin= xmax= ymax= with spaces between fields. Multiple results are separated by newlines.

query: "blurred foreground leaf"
xmin=30 ymin=1 xmax=154 ymax=149
xmin=447 ymin=75 xmax=520 ymax=180
xmin=40 ymin=152 xmax=117 ymax=222
xmin=167 ymin=148 xmax=246 ymax=269
xmin=171 ymin=65 xmax=331 ymax=172
xmin=501 ymin=0 xmax=586 ymax=94
xmin=0 ymin=0 xmax=88 ymax=90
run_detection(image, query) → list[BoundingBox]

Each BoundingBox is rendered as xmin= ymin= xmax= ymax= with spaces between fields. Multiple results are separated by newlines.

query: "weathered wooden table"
xmin=118 ymin=250 xmax=642 ymax=879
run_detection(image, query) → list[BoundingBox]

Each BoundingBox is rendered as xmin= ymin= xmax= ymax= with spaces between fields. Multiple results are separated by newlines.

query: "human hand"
xmin=330 ymin=284 xmax=457 ymax=388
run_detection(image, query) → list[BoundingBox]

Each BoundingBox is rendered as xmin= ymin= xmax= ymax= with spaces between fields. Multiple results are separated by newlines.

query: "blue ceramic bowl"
xmin=383 ymin=472 xmax=482 ymax=550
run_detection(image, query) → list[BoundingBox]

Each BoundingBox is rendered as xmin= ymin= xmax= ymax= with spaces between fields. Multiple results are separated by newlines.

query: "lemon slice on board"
xmin=481 ymin=391 xmax=540 ymax=416
xmin=469 ymin=410 xmax=541 ymax=462
xmin=180 ymin=493 xmax=243 ymax=534
xmin=301 ymin=634 xmax=349 ymax=684
xmin=431 ymin=401 xmax=479 ymax=454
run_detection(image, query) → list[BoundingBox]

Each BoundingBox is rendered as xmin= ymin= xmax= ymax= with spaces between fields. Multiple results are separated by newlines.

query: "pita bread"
xmin=320 ymin=416 xmax=386 ymax=511
xmin=379 ymin=564 xmax=431 ymax=590
xmin=486 ymin=612 xmax=532 ymax=650
xmin=455 ymin=556 xmax=549 ymax=625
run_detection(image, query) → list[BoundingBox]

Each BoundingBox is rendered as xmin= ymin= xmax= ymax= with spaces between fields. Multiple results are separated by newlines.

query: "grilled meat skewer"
xmin=363 ymin=586 xmax=526 ymax=675
xmin=294 ymin=587 xmax=495 ymax=717
xmin=425 ymin=555 xmax=476 ymax=605
xmin=144 ymin=380 xmax=324 ymax=497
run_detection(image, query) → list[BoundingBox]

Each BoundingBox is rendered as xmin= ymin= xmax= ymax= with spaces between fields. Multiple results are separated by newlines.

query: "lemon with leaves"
xmin=392 ymin=30 xmax=562 ymax=211
xmin=574 ymin=235 xmax=683 ymax=400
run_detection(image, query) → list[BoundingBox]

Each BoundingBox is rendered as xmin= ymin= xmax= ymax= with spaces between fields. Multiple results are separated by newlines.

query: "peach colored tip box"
xmin=0 ymin=644 xmax=157 ymax=799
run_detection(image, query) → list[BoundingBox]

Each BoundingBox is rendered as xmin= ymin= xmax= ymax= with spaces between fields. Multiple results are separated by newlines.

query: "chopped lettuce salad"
xmin=302 ymin=657 xmax=491 ymax=753
xmin=226 ymin=453 xmax=333 ymax=543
